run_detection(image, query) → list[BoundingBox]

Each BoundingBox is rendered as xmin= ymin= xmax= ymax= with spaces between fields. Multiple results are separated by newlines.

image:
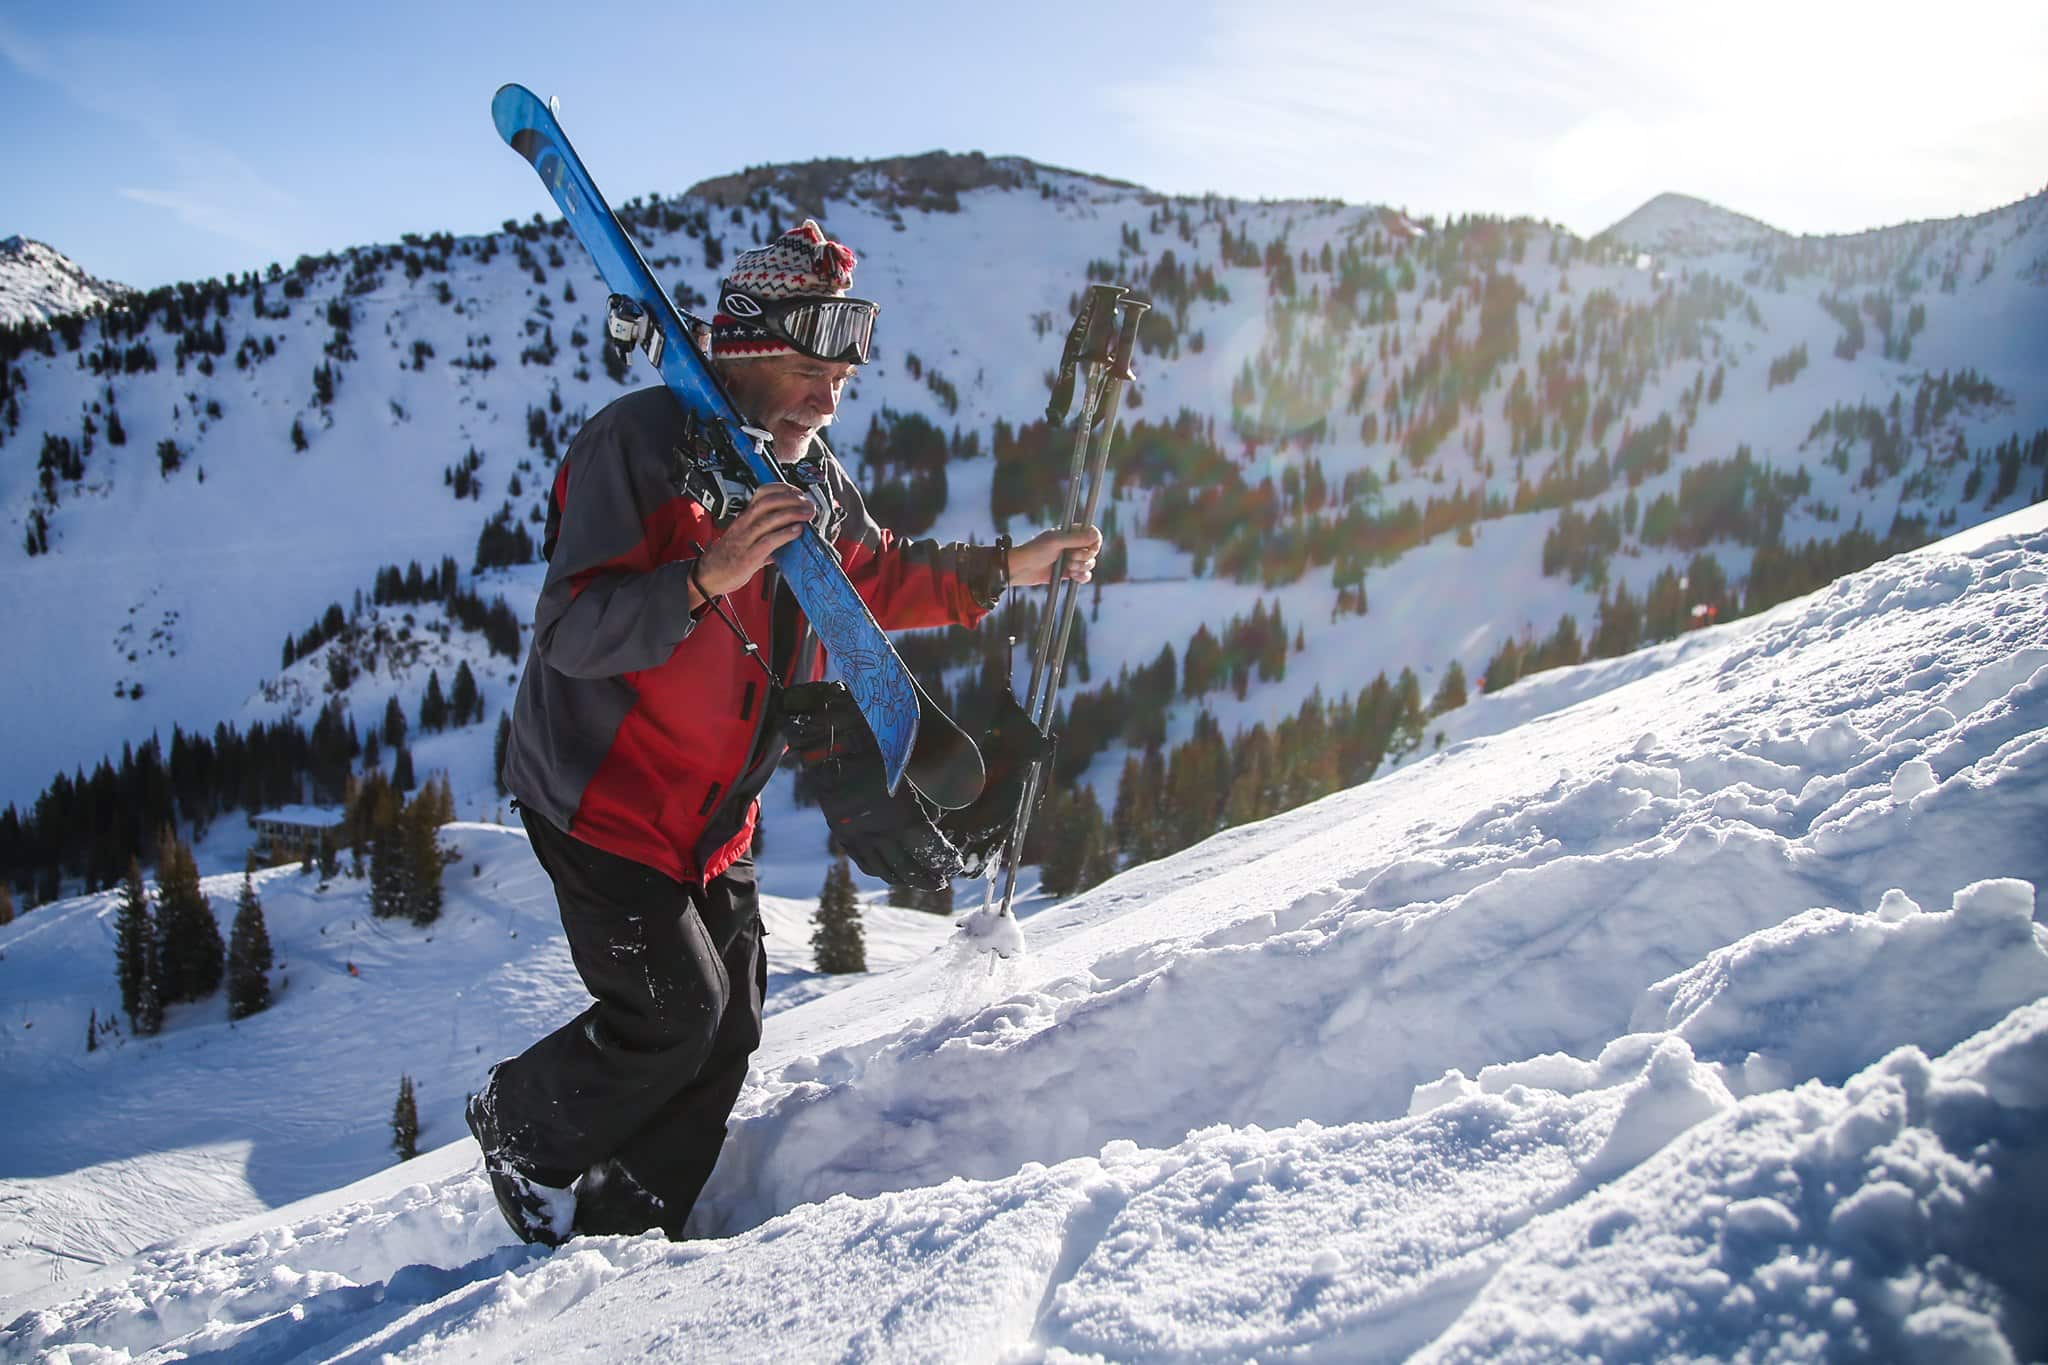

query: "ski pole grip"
xmin=1045 ymin=285 xmax=1123 ymax=425
xmin=1080 ymin=284 xmax=1125 ymax=367
xmin=1111 ymin=296 xmax=1149 ymax=382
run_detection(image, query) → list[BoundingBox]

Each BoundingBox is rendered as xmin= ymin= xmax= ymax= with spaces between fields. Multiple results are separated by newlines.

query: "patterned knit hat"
xmin=711 ymin=219 xmax=863 ymax=363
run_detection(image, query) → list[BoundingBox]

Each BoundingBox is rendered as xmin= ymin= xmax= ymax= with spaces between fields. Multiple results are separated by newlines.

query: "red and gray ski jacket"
xmin=501 ymin=386 xmax=1003 ymax=885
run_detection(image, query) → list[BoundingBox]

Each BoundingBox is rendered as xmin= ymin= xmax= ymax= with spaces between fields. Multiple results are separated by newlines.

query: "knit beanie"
xmin=711 ymin=219 xmax=860 ymax=362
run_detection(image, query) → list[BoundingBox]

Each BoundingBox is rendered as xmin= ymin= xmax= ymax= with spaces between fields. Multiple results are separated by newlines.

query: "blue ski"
xmin=491 ymin=83 xmax=981 ymax=807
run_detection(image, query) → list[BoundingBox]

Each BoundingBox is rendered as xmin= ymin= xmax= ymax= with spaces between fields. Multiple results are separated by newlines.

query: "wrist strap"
xmin=686 ymin=548 xmax=778 ymax=684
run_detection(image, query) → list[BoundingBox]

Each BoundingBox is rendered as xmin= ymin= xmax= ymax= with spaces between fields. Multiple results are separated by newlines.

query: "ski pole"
xmin=1035 ymin=296 xmax=1148 ymax=739
xmin=992 ymin=288 xmax=1149 ymax=924
xmin=976 ymin=286 xmax=1122 ymax=927
xmin=1022 ymin=285 xmax=1124 ymax=724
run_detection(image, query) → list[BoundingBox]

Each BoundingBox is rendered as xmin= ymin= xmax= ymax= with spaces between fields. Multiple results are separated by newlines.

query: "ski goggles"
xmin=719 ymin=291 xmax=879 ymax=366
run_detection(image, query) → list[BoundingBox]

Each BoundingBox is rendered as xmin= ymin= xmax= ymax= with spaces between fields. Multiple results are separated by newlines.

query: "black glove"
xmin=783 ymin=681 xmax=966 ymax=891
xmin=938 ymin=690 xmax=1055 ymax=876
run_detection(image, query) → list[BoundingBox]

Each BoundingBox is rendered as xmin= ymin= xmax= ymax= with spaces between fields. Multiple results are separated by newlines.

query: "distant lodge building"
xmin=248 ymin=805 xmax=346 ymax=863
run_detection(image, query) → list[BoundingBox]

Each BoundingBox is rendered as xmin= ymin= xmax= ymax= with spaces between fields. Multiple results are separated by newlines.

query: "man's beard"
xmin=770 ymin=409 xmax=832 ymax=460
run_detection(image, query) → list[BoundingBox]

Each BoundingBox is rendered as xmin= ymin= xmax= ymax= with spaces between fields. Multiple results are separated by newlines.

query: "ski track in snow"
xmin=2 ymin=511 xmax=2046 ymax=1359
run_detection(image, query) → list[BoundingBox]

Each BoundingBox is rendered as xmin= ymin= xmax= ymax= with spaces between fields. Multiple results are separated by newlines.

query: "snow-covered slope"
xmin=1594 ymin=192 xmax=1783 ymax=254
xmin=0 ymin=237 xmax=130 ymax=328
xmin=2 ymin=160 xmax=2043 ymax=853
xmin=4 ymin=504 xmax=2041 ymax=1361
xmin=0 ymin=825 xmax=957 ymax=1303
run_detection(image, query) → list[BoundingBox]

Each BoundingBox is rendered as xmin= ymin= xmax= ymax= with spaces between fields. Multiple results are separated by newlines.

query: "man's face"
xmin=721 ymin=353 xmax=858 ymax=461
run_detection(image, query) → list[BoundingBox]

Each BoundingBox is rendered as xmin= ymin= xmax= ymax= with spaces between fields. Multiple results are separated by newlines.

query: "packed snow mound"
xmin=4 ymin=521 xmax=2043 ymax=1359
xmin=0 ymin=236 xmax=130 ymax=327
xmin=1595 ymin=191 xmax=1784 ymax=255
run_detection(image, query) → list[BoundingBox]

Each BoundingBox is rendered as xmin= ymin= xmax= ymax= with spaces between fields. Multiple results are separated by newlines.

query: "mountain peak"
xmin=686 ymin=150 xmax=1137 ymax=221
xmin=0 ymin=235 xmax=132 ymax=327
xmin=1594 ymin=193 xmax=1783 ymax=256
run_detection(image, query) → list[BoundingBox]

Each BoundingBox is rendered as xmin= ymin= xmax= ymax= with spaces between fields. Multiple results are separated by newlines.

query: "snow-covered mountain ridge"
xmin=0 ymin=236 xmax=131 ymax=329
xmin=687 ymin=149 xmax=1141 ymax=221
xmin=1 ymin=156 xmax=2044 ymax=900
xmin=1594 ymin=191 xmax=1785 ymax=254
xmin=3 ymin=501 xmax=2042 ymax=1360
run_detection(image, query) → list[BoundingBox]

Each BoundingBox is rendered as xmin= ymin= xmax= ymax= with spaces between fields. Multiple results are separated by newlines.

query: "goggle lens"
xmin=722 ymin=291 xmax=878 ymax=365
xmin=779 ymin=299 xmax=876 ymax=366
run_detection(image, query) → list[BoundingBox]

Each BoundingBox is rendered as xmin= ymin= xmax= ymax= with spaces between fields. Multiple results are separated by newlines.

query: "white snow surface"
xmin=0 ymin=237 xmax=129 ymax=329
xmin=1594 ymin=192 xmax=1784 ymax=255
xmin=3 ymin=505 xmax=2044 ymax=1361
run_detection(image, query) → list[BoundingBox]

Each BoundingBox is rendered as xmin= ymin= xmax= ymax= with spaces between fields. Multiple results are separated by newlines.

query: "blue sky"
xmin=5 ymin=0 xmax=2044 ymax=289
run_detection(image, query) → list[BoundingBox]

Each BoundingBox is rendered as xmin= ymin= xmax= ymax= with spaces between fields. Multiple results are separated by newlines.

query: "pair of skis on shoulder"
xmin=491 ymin=83 xmax=980 ymax=808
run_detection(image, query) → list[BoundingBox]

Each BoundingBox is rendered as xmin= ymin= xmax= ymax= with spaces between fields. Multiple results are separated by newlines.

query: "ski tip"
xmin=906 ymin=685 xmax=985 ymax=810
xmin=907 ymin=753 xmax=983 ymax=811
xmin=490 ymin=84 xmax=543 ymax=144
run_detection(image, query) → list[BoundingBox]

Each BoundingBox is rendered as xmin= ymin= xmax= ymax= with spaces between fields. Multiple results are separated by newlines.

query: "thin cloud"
xmin=1109 ymin=0 xmax=2048 ymax=235
xmin=118 ymin=188 xmax=293 ymax=255
xmin=2 ymin=14 xmax=305 ymax=266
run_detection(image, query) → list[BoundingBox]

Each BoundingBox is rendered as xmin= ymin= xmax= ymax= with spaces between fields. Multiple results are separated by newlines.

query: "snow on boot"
xmin=572 ymin=1157 xmax=670 ymax=1240
xmin=465 ymin=1088 xmax=574 ymax=1247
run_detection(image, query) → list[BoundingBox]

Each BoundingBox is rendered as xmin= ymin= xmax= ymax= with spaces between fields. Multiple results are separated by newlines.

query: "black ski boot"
xmin=571 ymin=1157 xmax=672 ymax=1240
xmin=465 ymin=1083 xmax=575 ymax=1247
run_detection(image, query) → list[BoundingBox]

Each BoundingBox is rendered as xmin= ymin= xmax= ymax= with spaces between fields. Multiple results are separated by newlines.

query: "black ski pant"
xmin=485 ymin=807 xmax=766 ymax=1236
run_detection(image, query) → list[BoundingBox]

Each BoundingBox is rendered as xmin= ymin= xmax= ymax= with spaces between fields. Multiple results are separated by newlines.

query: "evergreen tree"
xmin=1644 ymin=567 xmax=1689 ymax=642
xmin=1396 ymin=669 xmax=1426 ymax=741
xmin=355 ymin=771 xmax=398 ymax=876
xmin=382 ymin=695 xmax=407 ymax=748
xmin=136 ymin=906 xmax=165 ymax=1037
xmin=86 ymin=1007 xmax=98 ymax=1052
xmin=1541 ymin=614 xmax=1584 ymax=670
xmin=1161 ymin=714 xmax=1229 ymax=853
xmin=369 ymin=816 xmax=406 ymax=919
xmin=392 ymin=1074 xmax=420 ymax=1161
xmin=154 ymin=832 xmax=223 ymax=1004
xmin=1430 ymin=660 xmax=1468 ymax=716
xmin=1482 ymin=638 xmax=1523 ymax=694
xmin=1592 ymin=580 xmax=1643 ymax=659
xmin=0 ymin=880 xmax=12 ymax=925
xmin=392 ymin=745 xmax=416 ymax=793
xmin=1112 ymin=746 xmax=1167 ymax=867
xmin=450 ymin=661 xmax=480 ymax=727
xmin=419 ymin=670 xmax=448 ymax=732
xmin=402 ymin=777 xmax=454 ymax=925
xmin=1041 ymin=787 xmax=1111 ymax=896
xmin=811 ymin=853 xmax=866 ymax=973
xmin=1225 ymin=726 xmax=1278 ymax=827
xmin=114 ymin=856 xmax=155 ymax=1030
xmin=227 ymin=867 xmax=274 ymax=1019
